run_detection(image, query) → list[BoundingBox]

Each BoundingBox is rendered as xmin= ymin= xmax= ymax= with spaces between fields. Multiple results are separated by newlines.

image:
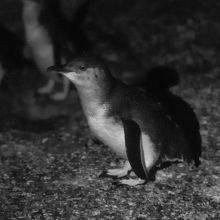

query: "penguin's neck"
xmin=76 ymin=76 xmax=115 ymax=118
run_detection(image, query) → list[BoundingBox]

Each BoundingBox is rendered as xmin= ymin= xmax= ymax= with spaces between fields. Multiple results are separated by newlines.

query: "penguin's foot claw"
xmin=99 ymin=168 xmax=130 ymax=179
xmin=113 ymin=178 xmax=146 ymax=187
xmin=50 ymin=92 xmax=68 ymax=101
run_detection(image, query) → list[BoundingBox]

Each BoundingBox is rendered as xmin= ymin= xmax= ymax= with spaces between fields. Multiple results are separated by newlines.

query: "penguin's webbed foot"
xmin=113 ymin=178 xmax=146 ymax=187
xmin=99 ymin=160 xmax=132 ymax=179
xmin=50 ymin=91 xmax=68 ymax=101
xmin=99 ymin=168 xmax=130 ymax=179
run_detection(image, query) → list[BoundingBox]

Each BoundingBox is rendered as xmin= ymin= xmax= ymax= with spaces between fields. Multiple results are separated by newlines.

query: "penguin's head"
xmin=48 ymin=57 xmax=113 ymax=88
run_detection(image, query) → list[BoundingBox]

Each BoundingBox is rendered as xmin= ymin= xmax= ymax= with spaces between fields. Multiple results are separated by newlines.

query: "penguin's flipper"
xmin=122 ymin=118 xmax=159 ymax=181
xmin=122 ymin=118 xmax=148 ymax=180
xmin=99 ymin=160 xmax=131 ymax=179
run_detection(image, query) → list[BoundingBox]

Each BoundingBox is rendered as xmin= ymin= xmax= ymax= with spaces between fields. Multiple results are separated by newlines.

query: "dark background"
xmin=0 ymin=0 xmax=219 ymax=219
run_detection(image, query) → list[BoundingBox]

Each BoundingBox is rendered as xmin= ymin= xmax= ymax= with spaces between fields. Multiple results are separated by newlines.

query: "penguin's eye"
xmin=79 ymin=65 xmax=86 ymax=71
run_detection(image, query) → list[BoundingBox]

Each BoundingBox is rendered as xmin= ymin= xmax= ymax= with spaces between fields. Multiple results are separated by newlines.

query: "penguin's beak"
xmin=47 ymin=65 xmax=70 ymax=74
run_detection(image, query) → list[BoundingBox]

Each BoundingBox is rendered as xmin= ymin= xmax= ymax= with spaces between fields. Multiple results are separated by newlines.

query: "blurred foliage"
xmin=86 ymin=0 xmax=220 ymax=72
xmin=1 ymin=0 xmax=220 ymax=72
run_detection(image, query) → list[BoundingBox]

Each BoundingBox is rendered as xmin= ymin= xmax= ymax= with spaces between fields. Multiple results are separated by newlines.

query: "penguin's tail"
xmin=145 ymin=66 xmax=180 ymax=92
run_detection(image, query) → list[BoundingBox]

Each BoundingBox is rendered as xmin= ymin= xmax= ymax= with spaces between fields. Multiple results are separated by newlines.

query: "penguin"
xmin=22 ymin=0 xmax=58 ymax=98
xmin=22 ymin=0 xmax=91 ymax=100
xmin=48 ymin=57 xmax=201 ymax=186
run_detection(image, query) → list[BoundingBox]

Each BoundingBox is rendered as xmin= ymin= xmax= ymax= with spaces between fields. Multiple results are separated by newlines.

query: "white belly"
xmin=87 ymin=112 xmax=126 ymax=158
